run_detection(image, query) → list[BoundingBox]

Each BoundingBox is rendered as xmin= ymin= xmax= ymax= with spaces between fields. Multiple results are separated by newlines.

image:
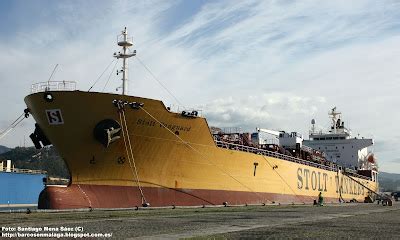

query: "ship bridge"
xmin=304 ymin=107 xmax=375 ymax=170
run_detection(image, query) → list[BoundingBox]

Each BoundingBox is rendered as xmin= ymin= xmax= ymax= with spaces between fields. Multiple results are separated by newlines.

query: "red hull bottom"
xmin=38 ymin=184 xmax=339 ymax=209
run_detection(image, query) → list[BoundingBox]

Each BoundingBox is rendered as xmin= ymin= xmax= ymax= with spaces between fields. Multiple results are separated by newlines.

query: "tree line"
xmin=0 ymin=146 xmax=69 ymax=179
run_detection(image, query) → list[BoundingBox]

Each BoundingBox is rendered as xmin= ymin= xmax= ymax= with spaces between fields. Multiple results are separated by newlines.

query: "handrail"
xmin=344 ymin=168 xmax=371 ymax=181
xmin=31 ymin=81 xmax=76 ymax=93
xmin=167 ymin=104 xmax=203 ymax=117
xmin=214 ymin=140 xmax=371 ymax=181
xmin=0 ymin=166 xmax=46 ymax=175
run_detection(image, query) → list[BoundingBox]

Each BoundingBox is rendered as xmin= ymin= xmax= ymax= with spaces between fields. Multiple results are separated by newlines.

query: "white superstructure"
xmin=256 ymin=128 xmax=303 ymax=149
xmin=303 ymin=107 xmax=377 ymax=171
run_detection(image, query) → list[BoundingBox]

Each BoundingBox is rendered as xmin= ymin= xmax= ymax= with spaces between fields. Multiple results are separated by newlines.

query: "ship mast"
xmin=114 ymin=27 xmax=136 ymax=95
xmin=329 ymin=107 xmax=341 ymax=134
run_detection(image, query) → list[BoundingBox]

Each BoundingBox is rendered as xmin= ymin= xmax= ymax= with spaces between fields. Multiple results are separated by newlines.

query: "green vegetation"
xmin=0 ymin=146 xmax=69 ymax=178
xmin=0 ymin=145 xmax=10 ymax=154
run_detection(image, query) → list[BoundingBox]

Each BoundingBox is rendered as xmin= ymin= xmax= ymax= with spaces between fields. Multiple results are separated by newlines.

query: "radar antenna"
xmin=113 ymin=27 xmax=136 ymax=95
xmin=311 ymin=119 xmax=316 ymax=133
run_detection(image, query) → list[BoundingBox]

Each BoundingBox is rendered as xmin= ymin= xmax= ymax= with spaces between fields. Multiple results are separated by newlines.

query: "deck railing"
xmin=0 ymin=166 xmax=46 ymax=175
xmin=215 ymin=140 xmax=371 ymax=180
xmin=166 ymin=104 xmax=203 ymax=117
xmin=31 ymin=81 xmax=76 ymax=93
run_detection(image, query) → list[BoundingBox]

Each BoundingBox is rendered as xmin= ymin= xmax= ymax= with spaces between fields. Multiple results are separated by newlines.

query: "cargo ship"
xmin=0 ymin=160 xmax=46 ymax=208
xmin=24 ymin=28 xmax=378 ymax=209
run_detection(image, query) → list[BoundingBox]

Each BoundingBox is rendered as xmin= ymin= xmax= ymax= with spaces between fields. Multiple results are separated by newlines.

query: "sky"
xmin=0 ymin=0 xmax=400 ymax=173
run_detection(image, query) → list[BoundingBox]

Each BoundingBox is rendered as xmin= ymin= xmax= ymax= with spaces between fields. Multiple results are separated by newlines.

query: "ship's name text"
xmin=297 ymin=168 xmax=328 ymax=192
xmin=335 ymin=175 xmax=365 ymax=195
xmin=136 ymin=118 xmax=191 ymax=132
xmin=297 ymin=167 xmax=366 ymax=196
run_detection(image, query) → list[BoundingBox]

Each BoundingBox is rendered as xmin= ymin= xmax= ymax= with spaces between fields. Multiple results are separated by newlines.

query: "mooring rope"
xmin=77 ymin=184 xmax=92 ymax=208
xmin=337 ymin=169 xmax=345 ymax=202
xmin=118 ymin=107 xmax=147 ymax=205
xmin=0 ymin=113 xmax=26 ymax=141
xmin=342 ymin=170 xmax=380 ymax=199
xmin=138 ymin=105 xmax=271 ymax=203
xmin=261 ymin=155 xmax=314 ymax=203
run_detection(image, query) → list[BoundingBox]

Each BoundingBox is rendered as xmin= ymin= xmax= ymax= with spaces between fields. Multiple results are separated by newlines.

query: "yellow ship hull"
xmin=25 ymin=91 xmax=378 ymax=209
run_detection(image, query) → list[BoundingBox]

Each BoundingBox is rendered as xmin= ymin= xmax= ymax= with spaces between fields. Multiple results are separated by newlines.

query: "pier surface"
xmin=1 ymin=203 xmax=399 ymax=239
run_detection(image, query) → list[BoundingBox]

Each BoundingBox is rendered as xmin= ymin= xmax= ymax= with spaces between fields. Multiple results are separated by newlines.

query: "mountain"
xmin=0 ymin=145 xmax=10 ymax=154
xmin=379 ymin=172 xmax=400 ymax=181
xmin=378 ymin=172 xmax=400 ymax=192
xmin=0 ymin=146 xmax=69 ymax=178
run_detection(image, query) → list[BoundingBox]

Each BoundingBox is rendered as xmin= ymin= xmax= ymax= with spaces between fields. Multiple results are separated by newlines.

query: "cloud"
xmin=1 ymin=0 xmax=400 ymax=173
xmin=389 ymin=158 xmax=400 ymax=164
xmin=374 ymin=139 xmax=397 ymax=154
xmin=204 ymin=92 xmax=326 ymax=132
